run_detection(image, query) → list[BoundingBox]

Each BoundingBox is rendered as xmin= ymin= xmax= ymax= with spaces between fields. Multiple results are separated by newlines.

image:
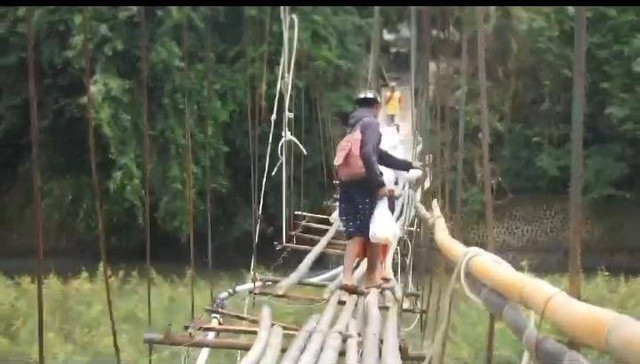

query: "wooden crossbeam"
xmin=259 ymin=275 xmax=329 ymax=288
xmin=281 ymin=243 xmax=344 ymax=256
xmin=204 ymin=307 xmax=300 ymax=332
xmin=293 ymin=232 xmax=347 ymax=246
xmin=186 ymin=324 xmax=298 ymax=336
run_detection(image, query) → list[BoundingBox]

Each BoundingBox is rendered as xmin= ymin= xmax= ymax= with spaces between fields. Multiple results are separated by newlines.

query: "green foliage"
xmin=1 ymin=6 xmax=371 ymax=252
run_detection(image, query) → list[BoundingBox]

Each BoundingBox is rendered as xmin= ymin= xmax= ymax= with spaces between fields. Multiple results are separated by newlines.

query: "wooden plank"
xmin=187 ymin=324 xmax=298 ymax=337
xmin=252 ymin=290 xmax=325 ymax=303
xmin=281 ymin=243 xmax=344 ymax=256
xmin=204 ymin=307 xmax=299 ymax=332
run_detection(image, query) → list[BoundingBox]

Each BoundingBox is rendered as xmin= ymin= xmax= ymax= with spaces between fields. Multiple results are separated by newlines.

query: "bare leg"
xmin=365 ymin=243 xmax=382 ymax=287
xmin=343 ymin=237 xmax=363 ymax=286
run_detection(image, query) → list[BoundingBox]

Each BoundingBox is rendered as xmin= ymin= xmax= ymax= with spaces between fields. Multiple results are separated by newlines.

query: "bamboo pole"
xmin=81 ymin=9 xmax=121 ymax=363
xmin=239 ymin=305 xmax=272 ymax=364
xmin=205 ymin=307 xmax=299 ymax=332
xmin=252 ymin=290 xmax=325 ymax=303
xmin=467 ymin=278 xmax=589 ymax=364
xmin=299 ymin=293 xmax=341 ymax=364
xmin=144 ymin=334 xmax=257 ymax=351
xmin=317 ymin=295 xmax=358 ymax=364
xmin=139 ymin=8 xmax=153 ymax=363
xmin=416 ymin=199 xmax=640 ymax=362
xmin=260 ymin=275 xmax=329 ymax=288
xmin=476 ymin=7 xmax=496 ymax=364
xmin=180 ymin=8 xmax=196 ymax=321
xmin=259 ymin=325 xmax=283 ymax=364
xmin=26 ymin=9 xmax=45 ymax=363
xmin=381 ymin=291 xmax=402 ymax=364
xmin=280 ymin=314 xmax=321 ymax=364
xmin=455 ymin=8 xmax=468 ymax=237
xmin=568 ymin=6 xmax=586 ymax=301
xmin=345 ymin=319 xmax=359 ymax=364
xmin=355 ymin=293 xmax=366 ymax=334
xmin=362 ymin=289 xmax=381 ymax=364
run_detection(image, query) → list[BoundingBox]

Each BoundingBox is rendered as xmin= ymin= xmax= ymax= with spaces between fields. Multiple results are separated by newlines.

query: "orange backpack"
xmin=334 ymin=128 xmax=366 ymax=181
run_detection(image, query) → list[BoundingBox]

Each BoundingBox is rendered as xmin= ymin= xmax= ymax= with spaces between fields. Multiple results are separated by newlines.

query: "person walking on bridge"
xmin=384 ymin=82 xmax=402 ymax=132
xmin=334 ymin=90 xmax=418 ymax=290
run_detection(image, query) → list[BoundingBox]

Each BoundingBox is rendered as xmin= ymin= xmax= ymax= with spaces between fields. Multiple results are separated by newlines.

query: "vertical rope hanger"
xmin=181 ymin=8 xmax=196 ymax=322
xmin=26 ymin=8 xmax=45 ymax=364
xmin=139 ymin=6 xmax=154 ymax=364
xmin=81 ymin=8 xmax=121 ymax=363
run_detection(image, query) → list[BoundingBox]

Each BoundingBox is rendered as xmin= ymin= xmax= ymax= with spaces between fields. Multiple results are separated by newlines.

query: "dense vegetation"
xmin=0 ymin=268 xmax=637 ymax=362
xmin=2 ymin=6 xmax=640 ymax=259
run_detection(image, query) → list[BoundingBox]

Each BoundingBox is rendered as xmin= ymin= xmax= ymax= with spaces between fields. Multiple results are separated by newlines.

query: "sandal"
xmin=340 ymin=283 xmax=359 ymax=294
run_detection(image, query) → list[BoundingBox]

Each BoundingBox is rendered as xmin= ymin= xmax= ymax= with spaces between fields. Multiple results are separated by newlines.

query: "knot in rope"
xmin=271 ymin=129 xmax=307 ymax=176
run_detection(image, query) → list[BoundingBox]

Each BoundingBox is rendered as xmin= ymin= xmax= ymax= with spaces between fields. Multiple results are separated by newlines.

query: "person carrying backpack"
xmin=334 ymin=90 xmax=420 ymax=290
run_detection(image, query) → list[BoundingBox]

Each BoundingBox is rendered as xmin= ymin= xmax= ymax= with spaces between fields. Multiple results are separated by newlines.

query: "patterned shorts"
xmin=338 ymin=184 xmax=377 ymax=240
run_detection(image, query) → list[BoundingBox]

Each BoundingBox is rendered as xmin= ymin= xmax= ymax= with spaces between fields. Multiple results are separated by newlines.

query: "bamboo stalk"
xmin=280 ymin=314 xmax=321 ymax=364
xmin=416 ymin=199 xmax=640 ymax=362
xmin=317 ymin=295 xmax=358 ymax=364
xmin=81 ymin=9 xmax=121 ymax=363
xmin=205 ymin=307 xmax=299 ymax=332
xmin=239 ymin=305 xmax=272 ymax=364
xmin=298 ymin=293 xmax=341 ymax=364
xmin=362 ymin=289 xmax=381 ymax=364
xmin=258 ymin=325 xmax=283 ymax=364
xmin=381 ymin=291 xmax=401 ymax=364
xmin=26 ymin=9 xmax=45 ymax=363
xmin=345 ymin=319 xmax=359 ymax=364
xmin=276 ymin=221 xmax=340 ymax=294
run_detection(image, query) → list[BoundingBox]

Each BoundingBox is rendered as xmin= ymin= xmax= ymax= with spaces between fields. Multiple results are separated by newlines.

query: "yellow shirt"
xmin=385 ymin=90 xmax=401 ymax=115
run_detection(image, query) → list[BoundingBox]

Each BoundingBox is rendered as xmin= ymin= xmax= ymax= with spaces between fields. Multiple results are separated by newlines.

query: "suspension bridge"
xmin=141 ymin=9 xmax=640 ymax=364
xmin=19 ymin=5 xmax=640 ymax=364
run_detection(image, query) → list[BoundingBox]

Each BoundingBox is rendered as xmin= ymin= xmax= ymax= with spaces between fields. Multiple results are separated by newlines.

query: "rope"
xmin=421 ymin=245 xmax=516 ymax=363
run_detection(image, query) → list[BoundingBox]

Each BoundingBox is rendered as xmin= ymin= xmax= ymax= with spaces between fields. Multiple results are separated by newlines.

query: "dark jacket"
xmin=342 ymin=107 xmax=412 ymax=192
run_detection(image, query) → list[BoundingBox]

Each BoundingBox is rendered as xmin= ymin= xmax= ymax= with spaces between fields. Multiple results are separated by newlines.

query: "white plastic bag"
xmin=369 ymin=197 xmax=400 ymax=245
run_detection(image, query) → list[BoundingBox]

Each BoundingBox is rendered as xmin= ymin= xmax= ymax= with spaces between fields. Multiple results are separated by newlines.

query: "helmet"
xmin=355 ymin=90 xmax=381 ymax=106
xmin=389 ymin=82 xmax=397 ymax=88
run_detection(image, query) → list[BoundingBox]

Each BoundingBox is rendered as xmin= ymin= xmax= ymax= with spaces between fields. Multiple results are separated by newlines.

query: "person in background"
xmin=337 ymin=90 xmax=419 ymax=290
xmin=384 ymin=82 xmax=402 ymax=132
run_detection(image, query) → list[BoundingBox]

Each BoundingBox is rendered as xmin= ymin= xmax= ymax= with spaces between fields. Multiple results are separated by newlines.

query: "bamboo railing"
xmin=416 ymin=198 xmax=640 ymax=363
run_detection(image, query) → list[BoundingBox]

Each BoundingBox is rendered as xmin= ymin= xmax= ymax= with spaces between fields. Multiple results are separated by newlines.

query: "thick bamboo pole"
xmin=258 ymin=325 xmax=283 ymax=364
xmin=362 ymin=289 xmax=382 ymax=364
xmin=276 ymin=221 xmax=340 ymax=294
xmin=280 ymin=314 xmax=321 ymax=364
xmin=381 ymin=291 xmax=402 ymax=364
xmin=467 ymin=278 xmax=589 ymax=364
xmin=345 ymin=319 xmax=359 ymax=364
xmin=281 ymin=243 xmax=344 ymax=256
xmin=416 ymin=199 xmax=640 ymax=363
xmin=239 ymin=305 xmax=272 ymax=364
xmin=299 ymin=293 xmax=341 ymax=364
xmin=317 ymin=295 xmax=358 ymax=364
xmin=26 ymin=9 xmax=45 ymax=363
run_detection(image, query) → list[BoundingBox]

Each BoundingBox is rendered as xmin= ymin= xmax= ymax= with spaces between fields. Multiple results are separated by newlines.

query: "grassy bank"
xmin=0 ymin=267 xmax=638 ymax=363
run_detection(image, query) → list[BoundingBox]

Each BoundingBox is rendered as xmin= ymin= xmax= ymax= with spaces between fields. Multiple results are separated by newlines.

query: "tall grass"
xmin=0 ymin=267 xmax=638 ymax=363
